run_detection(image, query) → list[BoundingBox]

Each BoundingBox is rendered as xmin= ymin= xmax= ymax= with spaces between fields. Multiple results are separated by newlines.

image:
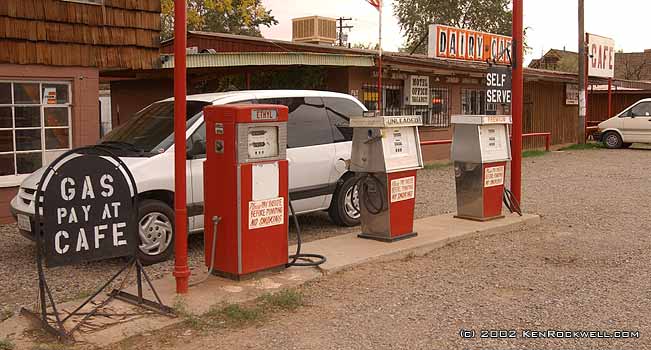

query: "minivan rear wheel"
xmin=328 ymin=176 xmax=360 ymax=227
xmin=137 ymin=199 xmax=175 ymax=265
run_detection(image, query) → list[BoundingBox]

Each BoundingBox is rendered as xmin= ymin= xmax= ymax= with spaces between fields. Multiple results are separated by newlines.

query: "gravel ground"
xmin=105 ymin=146 xmax=651 ymax=350
xmin=5 ymin=147 xmax=651 ymax=350
xmin=0 ymin=155 xmax=454 ymax=317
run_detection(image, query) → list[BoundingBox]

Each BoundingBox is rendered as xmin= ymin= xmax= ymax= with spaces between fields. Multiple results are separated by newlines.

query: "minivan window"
xmin=631 ymin=102 xmax=651 ymax=117
xmin=102 ymin=101 xmax=210 ymax=152
xmin=323 ymin=97 xmax=364 ymax=142
xmin=258 ymin=97 xmax=334 ymax=148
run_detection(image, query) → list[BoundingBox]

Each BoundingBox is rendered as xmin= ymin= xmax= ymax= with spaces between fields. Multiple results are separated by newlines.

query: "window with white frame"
xmin=0 ymin=81 xmax=72 ymax=186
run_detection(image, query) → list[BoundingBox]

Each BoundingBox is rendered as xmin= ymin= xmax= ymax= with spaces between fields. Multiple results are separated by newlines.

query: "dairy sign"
xmin=428 ymin=24 xmax=512 ymax=64
xmin=41 ymin=155 xmax=137 ymax=267
xmin=587 ymin=33 xmax=615 ymax=78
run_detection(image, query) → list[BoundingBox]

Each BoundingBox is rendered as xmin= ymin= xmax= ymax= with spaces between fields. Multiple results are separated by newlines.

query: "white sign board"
xmin=587 ymin=34 xmax=615 ymax=78
xmin=390 ymin=176 xmax=415 ymax=202
xmin=248 ymin=197 xmax=284 ymax=230
xmin=479 ymin=124 xmax=510 ymax=162
xmin=381 ymin=127 xmax=422 ymax=172
xmin=565 ymin=83 xmax=579 ymax=105
xmin=484 ymin=166 xmax=505 ymax=188
xmin=404 ymin=75 xmax=430 ymax=106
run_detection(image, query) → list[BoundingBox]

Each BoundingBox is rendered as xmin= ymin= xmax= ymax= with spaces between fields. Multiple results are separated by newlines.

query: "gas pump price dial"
xmin=247 ymin=126 xmax=279 ymax=159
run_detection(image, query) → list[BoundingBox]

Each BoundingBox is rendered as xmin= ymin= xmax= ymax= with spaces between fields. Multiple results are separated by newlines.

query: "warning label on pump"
xmin=390 ymin=176 xmax=415 ymax=202
xmin=248 ymin=197 xmax=284 ymax=230
xmin=484 ymin=166 xmax=505 ymax=187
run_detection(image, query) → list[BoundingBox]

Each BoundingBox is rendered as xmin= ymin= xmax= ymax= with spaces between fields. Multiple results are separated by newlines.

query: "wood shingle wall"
xmin=0 ymin=0 xmax=161 ymax=69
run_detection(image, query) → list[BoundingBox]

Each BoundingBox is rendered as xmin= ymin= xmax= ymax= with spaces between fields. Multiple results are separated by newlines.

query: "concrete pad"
xmin=0 ymin=212 xmax=539 ymax=347
xmin=296 ymin=213 xmax=540 ymax=274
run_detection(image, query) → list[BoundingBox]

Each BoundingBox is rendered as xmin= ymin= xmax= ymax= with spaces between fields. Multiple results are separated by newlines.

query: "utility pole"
xmin=577 ymin=0 xmax=586 ymax=144
xmin=337 ymin=17 xmax=353 ymax=46
xmin=511 ymin=0 xmax=523 ymax=203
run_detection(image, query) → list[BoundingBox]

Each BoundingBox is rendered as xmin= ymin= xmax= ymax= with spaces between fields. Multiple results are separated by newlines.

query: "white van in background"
xmin=10 ymin=90 xmax=366 ymax=264
xmin=598 ymin=98 xmax=651 ymax=148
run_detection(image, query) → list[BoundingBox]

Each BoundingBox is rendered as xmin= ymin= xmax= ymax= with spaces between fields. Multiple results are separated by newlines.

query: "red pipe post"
xmin=545 ymin=134 xmax=550 ymax=152
xmin=607 ymin=78 xmax=612 ymax=117
xmin=511 ymin=0 xmax=524 ymax=203
xmin=173 ymin=0 xmax=190 ymax=294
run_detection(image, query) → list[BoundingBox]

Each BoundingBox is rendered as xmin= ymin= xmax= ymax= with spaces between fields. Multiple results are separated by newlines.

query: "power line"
xmin=337 ymin=17 xmax=353 ymax=46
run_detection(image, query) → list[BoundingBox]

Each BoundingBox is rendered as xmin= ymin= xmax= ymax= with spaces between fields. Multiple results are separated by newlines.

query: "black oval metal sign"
xmin=41 ymin=154 xmax=137 ymax=267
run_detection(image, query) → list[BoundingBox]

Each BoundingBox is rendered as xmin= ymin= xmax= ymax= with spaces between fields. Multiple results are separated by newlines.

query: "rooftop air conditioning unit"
xmin=292 ymin=16 xmax=337 ymax=45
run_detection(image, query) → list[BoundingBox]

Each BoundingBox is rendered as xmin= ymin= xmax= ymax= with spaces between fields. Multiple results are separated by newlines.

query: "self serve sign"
xmin=486 ymin=66 xmax=512 ymax=104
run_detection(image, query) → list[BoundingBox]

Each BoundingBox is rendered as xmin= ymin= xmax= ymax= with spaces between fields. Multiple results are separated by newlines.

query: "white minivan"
xmin=10 ymin=90 xmax=366 ymax=264
xmin=598 ymin=98 xmax=651 ymax=148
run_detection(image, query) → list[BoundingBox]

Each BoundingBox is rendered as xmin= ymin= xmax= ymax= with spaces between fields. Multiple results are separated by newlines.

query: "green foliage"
xmin=219 ymin=304 xmax=263 ymax=323
xmin=394 ymin=0 xmax=512 ymax=54
xmin=559 ymin=143 xmax=604 ymax=151
xmin=161 ymin=0 xmax=278 ymax=40
xmin=522 ymin=150 xmax=548 ymax=158
xmin=257 ymin=290 xmax=304 ymax=311
xmin=0 ymin=339 xmax=14 ymax=350
xmin=178 ymin=289 xmax=305 ymax=331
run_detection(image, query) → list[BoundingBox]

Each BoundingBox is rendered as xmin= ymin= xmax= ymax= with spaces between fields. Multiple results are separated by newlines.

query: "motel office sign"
xmin=41 ymin=154 xmax=137 ymax=267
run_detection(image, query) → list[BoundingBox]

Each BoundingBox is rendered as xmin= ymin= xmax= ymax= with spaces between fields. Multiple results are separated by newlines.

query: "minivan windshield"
xmin=101 ymin=101 xmax=210 ymax=153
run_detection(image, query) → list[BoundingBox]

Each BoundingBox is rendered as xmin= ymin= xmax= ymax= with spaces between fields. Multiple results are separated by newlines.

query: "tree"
xmin=351 ymin=42 xmax=380 ymax=50
xmin=394 ymin=0 xmax=512 ymax=54
xmin=160 ymin=0 xmax=278 ymax=40
xmin=619 ymin=53 xmax=650 ymax=81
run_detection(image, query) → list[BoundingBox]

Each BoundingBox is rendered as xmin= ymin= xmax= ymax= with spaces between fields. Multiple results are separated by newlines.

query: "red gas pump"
xmin=203 ymin=104 xmax=289 ymax=280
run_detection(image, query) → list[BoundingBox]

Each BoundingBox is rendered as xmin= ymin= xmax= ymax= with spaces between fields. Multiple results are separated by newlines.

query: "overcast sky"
xmin=260 ymin=0 xmax=650 ymax=64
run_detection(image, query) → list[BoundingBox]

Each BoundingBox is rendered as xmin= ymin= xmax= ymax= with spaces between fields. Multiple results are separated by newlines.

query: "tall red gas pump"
xmin=203 ymin=104 xmax=289 ymax=280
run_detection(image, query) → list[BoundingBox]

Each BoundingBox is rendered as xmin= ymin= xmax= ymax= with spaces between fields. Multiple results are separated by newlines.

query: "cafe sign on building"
xmin=404 ymin=75 xmax=430 ymax=106
xmin=428 ymin=24 xmax=512 ymax=64
xmin=587 ymin=33 xmax=615 ymax=78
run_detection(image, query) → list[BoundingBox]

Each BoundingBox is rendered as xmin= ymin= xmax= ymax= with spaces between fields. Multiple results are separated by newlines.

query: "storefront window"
xmin=0 ymin=81 xmax=72 ymax=186
xmin=429 ymin=87 xmax=449 ymax=127
xmin=361 ymin=84 xmax=379 ymax=111
xmin=462 ymin=88 xmax=487 ymax=115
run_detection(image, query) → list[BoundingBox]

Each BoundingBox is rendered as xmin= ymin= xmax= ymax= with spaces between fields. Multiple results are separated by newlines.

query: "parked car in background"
xmin=598 ymin=98 xmax=651 ymax=149
xmin=10 ymin=90 xmax=366 ymax=264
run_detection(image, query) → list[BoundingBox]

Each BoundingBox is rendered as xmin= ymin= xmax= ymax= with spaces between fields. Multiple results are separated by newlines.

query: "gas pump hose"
xmin=189 ymin=216 xmax=221 ymax=287
xmin=503 ymin=188 xmax=522 ymax=216
xmin=286 ymin=197 xmax=327 ymax=267
xmin=349 ymin=173 xmax=386 ymax=216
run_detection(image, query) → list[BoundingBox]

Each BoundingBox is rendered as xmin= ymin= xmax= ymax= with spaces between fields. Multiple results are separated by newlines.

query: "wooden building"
xmin=106 ymin=31 xmax=593 ymax=158
xmin=0 ymin=0 xmax=161 ymax=223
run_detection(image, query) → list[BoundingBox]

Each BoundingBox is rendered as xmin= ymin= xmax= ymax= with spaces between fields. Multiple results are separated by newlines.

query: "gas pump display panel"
xmin=381 ymin=127 xmax=421 ymax=172
xmin=478 ymin=124 xmax=509 ymax=162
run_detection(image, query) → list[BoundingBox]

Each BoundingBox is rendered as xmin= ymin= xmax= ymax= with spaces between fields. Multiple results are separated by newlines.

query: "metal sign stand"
xmin=21 ymin=146 xmax=174 ymax=342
